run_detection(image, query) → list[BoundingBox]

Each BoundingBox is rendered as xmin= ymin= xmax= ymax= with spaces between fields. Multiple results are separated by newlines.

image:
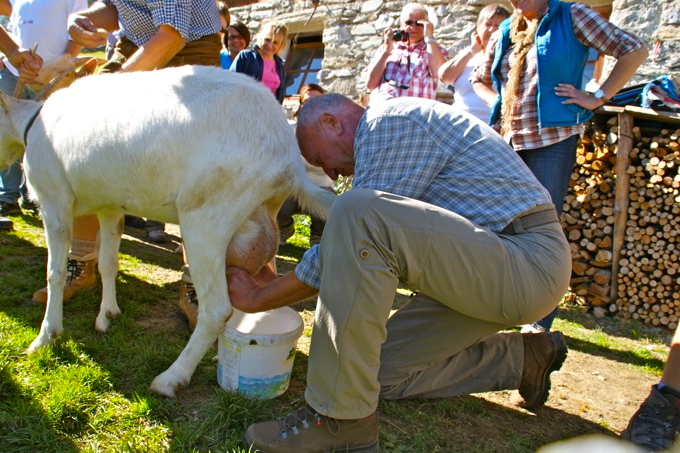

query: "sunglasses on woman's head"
xmin=404 ymin=20 xmax=424 ymax=26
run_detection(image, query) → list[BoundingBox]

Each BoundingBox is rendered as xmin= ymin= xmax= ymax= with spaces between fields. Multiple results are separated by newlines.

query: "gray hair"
xmin=297 ymin=93 xmax=355 ymax=129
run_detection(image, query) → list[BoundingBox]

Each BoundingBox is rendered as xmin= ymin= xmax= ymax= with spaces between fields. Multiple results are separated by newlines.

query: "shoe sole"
xmin=522 ymin=331 xmax=568 ymax=410
xmin=243 ymin=436 xmax=379 ymax=453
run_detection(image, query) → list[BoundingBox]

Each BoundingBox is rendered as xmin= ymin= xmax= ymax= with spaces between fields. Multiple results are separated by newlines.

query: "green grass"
xmin=0 ymin=212 xmax=672 ymax=451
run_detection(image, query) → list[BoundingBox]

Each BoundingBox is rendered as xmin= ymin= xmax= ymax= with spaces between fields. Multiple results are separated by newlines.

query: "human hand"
xmin=68 ymin=14 xmax=107 ymax=49
xmin=226 ymin=266 xmax=274 ymax=313
xmin=5 ymin=48 xmax=42 ymax=84
xmin=470 ymin=30 xmax=483 ymax=54
xmin=382 ymin=28 xmax=395 ymax=51
xmin=555 ymin=83 xmax=604 ymax=111
xmin=420 ymin=20 xmax=435 ymax=39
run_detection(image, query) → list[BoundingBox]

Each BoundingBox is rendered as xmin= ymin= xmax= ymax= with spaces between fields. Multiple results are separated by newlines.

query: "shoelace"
xmin=66 ymin=259 xmax=85 ymax=281
xmin=185 ymin=282 xmax=199 ymax=306
xmin=277 ymin=406 xmax=340 ymax=439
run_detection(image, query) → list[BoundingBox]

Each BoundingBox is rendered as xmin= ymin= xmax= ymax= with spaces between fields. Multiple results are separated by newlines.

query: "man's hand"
xmin=227 ymin=267 xmax=272 ymax=313
xmin=68 ymin=14 xmax=107 ymax=49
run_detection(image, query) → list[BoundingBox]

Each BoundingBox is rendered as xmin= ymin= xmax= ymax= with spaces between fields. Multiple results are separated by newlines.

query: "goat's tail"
xmin=294 ymin=177 xmax=338 ymax=222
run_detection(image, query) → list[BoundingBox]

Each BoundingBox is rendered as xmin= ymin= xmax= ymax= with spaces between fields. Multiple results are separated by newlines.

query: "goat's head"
xmin=24 ymin=55 xmax=104 ymax=101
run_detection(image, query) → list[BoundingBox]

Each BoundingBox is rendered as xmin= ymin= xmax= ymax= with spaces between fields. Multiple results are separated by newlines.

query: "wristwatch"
xmin=593 ymin=89 xmax=608 ymax=103
xmin=424 ymin=36 xmax=437 ymax=44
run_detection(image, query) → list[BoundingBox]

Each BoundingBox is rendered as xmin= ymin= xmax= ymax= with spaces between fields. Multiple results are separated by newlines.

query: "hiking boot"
xmin=124 ymin=215 xmax=146 ymax=229
xmin=621 ymin=384 xmax=680 ymax=451
xmin=512 ymin=331 xmax=568 ymax=409
xmin=32 ymin=258 xmax=97 ymax=304
xmin=0 ymin=200 xmax=21 ymax=216
xmin=244 ymin=405 xmax=379 ymax=453
xmin=20 ymin=198 xmax=39 ymax=215
xmin=0 ymin=215 xmax=13 ymax=231
xmin=178 ymin=270 xmax=198 ymax=331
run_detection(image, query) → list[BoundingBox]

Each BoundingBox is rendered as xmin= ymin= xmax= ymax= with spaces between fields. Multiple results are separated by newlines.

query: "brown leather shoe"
xmin=513 ymin=331 xmax=568 ymax=410
xmin=32 ymin=258 xmax=97 ymax=304
xmin=178 ymin=276 xmax=198 ymax=331
xmin=244 ymin=405 xmax=379 ymax=453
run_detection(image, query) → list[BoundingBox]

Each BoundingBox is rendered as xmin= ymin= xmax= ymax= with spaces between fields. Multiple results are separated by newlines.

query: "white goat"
xmin=0 ymin=65 xmax=336 ymax=397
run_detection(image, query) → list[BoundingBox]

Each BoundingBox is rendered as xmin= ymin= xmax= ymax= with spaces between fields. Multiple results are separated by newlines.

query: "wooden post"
xmin=610 ymin=111 xmax=633 ymax=303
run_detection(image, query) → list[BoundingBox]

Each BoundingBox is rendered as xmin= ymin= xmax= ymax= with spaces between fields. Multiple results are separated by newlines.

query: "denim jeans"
xmin=517 ymin=134 xmax=579 ymax=330
xmin=0 ymin=67 xmax=31 ymax=204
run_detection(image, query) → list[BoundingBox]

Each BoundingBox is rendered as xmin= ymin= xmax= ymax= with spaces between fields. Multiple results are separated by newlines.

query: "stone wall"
xmin=229 ymin=0 xmax=679 ymax=107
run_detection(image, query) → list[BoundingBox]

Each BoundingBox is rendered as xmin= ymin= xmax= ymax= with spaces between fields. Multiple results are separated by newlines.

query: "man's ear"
xmin=319 ymin=113 xmax=342 ymax=134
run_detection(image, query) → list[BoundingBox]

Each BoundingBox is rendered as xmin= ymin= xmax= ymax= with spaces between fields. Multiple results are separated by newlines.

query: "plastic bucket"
xmin=217 ymin=307 xmax=304 ymax=399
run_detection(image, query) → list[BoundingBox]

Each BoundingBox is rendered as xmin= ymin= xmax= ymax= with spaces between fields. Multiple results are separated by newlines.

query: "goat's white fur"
xmin=0 ymin=65 xmax=336 ymax=397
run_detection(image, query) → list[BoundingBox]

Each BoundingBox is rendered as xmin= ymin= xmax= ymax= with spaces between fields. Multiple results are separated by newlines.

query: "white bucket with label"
xmin=217 ymin=307 xmax=304 ymax=399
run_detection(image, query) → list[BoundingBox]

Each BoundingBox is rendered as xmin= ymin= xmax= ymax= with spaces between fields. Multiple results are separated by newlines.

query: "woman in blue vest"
xmin=230 ymin=21 xmax=287 ymax=104
xmin=470 ymin=0 xmax=647 ymax=334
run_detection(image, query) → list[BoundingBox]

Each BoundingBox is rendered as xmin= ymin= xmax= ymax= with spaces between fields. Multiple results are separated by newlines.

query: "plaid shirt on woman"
xmin=371 ymin=40 xmax=448 ymax=100
xmin=470 ymin=3 xmax=644 ymax=151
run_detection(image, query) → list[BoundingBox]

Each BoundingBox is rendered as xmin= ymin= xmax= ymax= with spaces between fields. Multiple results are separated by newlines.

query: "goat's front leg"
xmin=150 ymin=219 xmax=234 ymax=397
xmin=95 ymin=213 xmax=124 ymax=332
xmin=27 ymin=203 xmax=72 ymax=352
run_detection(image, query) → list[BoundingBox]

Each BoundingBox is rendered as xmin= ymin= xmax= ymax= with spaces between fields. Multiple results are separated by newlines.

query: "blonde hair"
xmin=254 ymin=21 xmax=289 ymax=49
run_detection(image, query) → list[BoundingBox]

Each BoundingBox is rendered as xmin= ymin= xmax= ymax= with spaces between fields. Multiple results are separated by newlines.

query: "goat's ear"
xmin=77 ymin=58 xmax=100 ymax=77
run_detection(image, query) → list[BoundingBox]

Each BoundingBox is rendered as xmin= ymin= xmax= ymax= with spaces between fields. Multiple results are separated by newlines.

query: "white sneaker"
xmin=146 ymin=229 xmax=168 ymax=243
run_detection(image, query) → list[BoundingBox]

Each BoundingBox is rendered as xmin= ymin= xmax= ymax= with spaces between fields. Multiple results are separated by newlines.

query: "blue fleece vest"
xmin=489 ymin=0 xmax=592 ymax=128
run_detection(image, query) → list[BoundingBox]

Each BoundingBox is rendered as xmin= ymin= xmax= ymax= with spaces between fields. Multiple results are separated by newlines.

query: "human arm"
xmin=68 ymin=2 xmax=119 ymax=49
xmin=554 ymin=3 xmax=649 ymax=110
xmin=227 ymin=267 xmax=318 ymax=313
xmin=439 ymin=31 xmax=482 ymax=84
xmin=0 ymin=0 xmax=11 ymax=17
xmin=555 ymin=46 xmax=648 ymax=110
xmin=420 ymin=20 xmax=447 ymax=79
xmin=469 ymin=32 xmax=499 ymax=107
xmin=0 ymin=28 xmax=42 ymax=83
xmin=120 ymin=25 xmax=186 ymax=72
xmin=365 ymin=29 xmax=395 ymax=91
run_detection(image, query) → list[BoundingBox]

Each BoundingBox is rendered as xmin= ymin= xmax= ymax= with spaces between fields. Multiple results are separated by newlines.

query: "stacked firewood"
xmin=561 ymin=122 xmax=618 ymax=310
xmin=616 ymin=126 xmax=680 ymax=329
xmin=561 ymin=119 xmax=680 ymax=329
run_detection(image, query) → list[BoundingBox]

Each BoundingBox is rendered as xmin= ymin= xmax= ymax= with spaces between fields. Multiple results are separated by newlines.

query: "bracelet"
xmin=425 ymin=36 xmax=437 ymax=44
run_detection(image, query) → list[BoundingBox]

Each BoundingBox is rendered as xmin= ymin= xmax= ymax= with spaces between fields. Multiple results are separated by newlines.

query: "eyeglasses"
xmin=228 ymin=34 xmax=245 ymax=40
xmin=404 ymin=20 xmax=424 ymax=27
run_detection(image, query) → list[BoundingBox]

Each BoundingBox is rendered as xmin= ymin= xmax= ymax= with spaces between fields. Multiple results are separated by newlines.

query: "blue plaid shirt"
xmin=102 ymin=0 xmax=220 ymax=47
xmin=296 ymin=97 xmax=552 ymax=289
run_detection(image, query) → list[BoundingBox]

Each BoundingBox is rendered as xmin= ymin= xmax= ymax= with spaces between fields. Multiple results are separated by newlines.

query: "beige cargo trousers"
xmin=304 ymin=189 xmax=571 ymax=419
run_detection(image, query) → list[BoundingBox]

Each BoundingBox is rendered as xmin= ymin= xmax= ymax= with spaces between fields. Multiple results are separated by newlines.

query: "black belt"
xmin=501 ymin=204 xmax=559 ymax=235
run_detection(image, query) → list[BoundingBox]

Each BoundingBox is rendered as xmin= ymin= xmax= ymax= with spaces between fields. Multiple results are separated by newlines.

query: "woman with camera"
xmin=365 ymin=2 xmax=447 ymax=100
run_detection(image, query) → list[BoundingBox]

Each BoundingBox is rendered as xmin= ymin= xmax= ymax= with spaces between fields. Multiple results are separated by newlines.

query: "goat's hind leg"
xmin=95 ymin=213 xmax=124 ymax=332
xmin=27 ymin=202 xmax=73 ymax=353
xmin=150 ymin=215 xmax=235 ymax=397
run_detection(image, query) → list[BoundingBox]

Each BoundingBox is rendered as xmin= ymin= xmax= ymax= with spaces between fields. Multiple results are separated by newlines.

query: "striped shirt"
xmin=470 ymin=3 xmax=645 ymax=150
xmin=295 ymin=97 xmax=552 ymax=288
xmin=101 ymin=0 xmax=221 ymax=47
xmin=372 ymin=40 xmax=449 ymax=100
